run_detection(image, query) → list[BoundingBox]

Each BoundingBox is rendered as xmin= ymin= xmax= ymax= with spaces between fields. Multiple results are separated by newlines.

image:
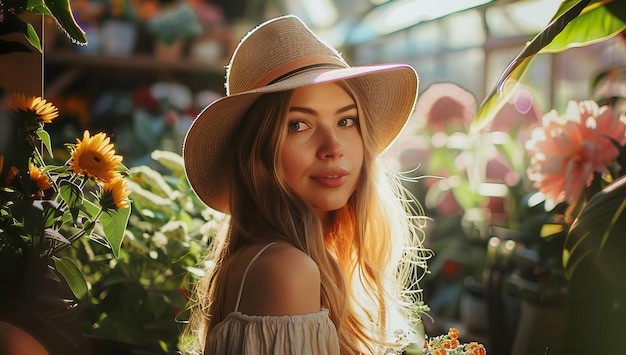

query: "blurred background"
xmin=3 ymin=0 xmax=626 ymax=354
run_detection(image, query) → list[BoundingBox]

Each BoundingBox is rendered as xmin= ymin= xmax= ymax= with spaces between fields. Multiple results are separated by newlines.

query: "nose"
xmin=317 ymin=129 xmax=343 ymax=159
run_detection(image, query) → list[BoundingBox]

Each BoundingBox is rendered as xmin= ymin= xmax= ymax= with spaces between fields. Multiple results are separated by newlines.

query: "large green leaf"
xmin=472 ymin=59 xmax=533 ymax=132
xmin=54 ymin=256 xmax=89 ymax=303
xmin=470 ymin=0 xmax=626 ymax=132
xmin=100 ymin=205 xmax=131 ymax=258
xmin=44 ymin=0 xmax=87 ymax=45
xmin=563 ymin=175 xmax=626 ymax=279
xmin=542 ymin=0 xmax=626 ymax=53
xmin=82 ymin=198 xmax=130 ymax=258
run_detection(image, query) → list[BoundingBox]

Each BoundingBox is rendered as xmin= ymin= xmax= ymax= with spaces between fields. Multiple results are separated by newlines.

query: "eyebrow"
xmin=288 ymin=103 xmax=357 ymax=115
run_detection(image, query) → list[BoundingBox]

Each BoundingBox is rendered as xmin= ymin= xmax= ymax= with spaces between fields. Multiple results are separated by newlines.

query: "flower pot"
xmin=510 ymin=300 xmax=567 ymax=355
xmin=100 ymin=19 xmax=137 ymax=57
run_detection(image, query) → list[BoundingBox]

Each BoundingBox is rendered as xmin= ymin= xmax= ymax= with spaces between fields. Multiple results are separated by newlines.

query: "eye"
xmin=338 ymin=117 xmax=358 ymax=127
xmin=287 ymin=120 xmax=310 ymax=132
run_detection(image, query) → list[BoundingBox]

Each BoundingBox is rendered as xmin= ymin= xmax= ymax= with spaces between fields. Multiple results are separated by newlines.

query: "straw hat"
xmin=183 ymin=14 xmax=419 ymax=212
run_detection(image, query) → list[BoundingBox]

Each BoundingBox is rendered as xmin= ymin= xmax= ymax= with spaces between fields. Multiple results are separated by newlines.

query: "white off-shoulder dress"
xmin=204 ymin=243 xmax=341 ymax=355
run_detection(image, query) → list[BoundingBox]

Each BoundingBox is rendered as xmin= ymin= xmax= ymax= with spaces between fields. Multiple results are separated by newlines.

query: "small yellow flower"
xmin=69 ymin=131 xmax=123 ymax=183
xmin=8 ymin=92 xmax=59 ymax=125
xmin=100 ymin=176 xmax=130 ymax=210
xmin=29 ymin=165 xmax=52 ymax=196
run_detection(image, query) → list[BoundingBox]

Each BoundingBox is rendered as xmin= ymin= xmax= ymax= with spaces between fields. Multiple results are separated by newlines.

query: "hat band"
xmin=250 ymin=55 xmax=347 ymax=90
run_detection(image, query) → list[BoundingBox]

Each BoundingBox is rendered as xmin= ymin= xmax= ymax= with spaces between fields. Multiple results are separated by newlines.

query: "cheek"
xmin=280 ymin=142 xmax=303 ymax=184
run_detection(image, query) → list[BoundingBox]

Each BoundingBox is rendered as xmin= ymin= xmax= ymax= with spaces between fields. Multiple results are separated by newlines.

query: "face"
xmin=280 ymin=82 xmax=364 ymax=216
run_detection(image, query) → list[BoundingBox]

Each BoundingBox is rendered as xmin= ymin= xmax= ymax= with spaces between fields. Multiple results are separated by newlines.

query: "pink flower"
xmin=414 ymin=83 xmax=476 ymax=132
xmin=526 ymin=100 xmax=625 ymax=205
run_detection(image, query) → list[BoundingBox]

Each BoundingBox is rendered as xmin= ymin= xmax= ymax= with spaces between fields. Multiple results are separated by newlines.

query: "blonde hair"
xmin=182 ymin=80 xmax=429 ymax=354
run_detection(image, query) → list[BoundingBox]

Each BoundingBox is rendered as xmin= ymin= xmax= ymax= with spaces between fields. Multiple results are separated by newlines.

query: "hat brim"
xmin=183 ymin=64 xmax=418 ymax=212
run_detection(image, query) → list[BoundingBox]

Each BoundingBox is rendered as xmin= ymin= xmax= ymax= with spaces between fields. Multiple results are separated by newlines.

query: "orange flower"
xmin=526 ymin=100 xmax=624 ymax=205
xmin=69 ymin=131 xmax=123 ymax=183
xmin=7 ymin=92 xmax=59 ymax=126
xmin=100 ymin=176 xmax=130 ymax=210
xmin=29 ymin=165 xmax=52 ymax=196
xmin=467 ymin=342 xmax=487 ymax=355
xmin=448 ymin=327 xmax=460 ymax=339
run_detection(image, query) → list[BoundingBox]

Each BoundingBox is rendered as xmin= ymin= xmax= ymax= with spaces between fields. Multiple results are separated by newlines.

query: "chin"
xmin=312 ymin=200 xmax=349 ymax=213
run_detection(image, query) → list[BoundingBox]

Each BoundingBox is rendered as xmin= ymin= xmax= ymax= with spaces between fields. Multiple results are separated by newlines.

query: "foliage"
xmin=472 ymin=0 xmax=626 ymax=132
xmin=469 ymin=1 xmax=626 ymax=352
xmin=0 ymin=0 xmax=87 ymax=53
xmin=61 ymin=150 xmax=222 ymax=353
xmin=0 ymin=90 xmax=131 ymax=299
xmin=472 ymin=0 xmax=626 ymax=283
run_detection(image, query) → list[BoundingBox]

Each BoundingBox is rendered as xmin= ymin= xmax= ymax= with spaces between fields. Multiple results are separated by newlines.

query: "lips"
xmin=311 ymin=168 xmax=349 ymax=188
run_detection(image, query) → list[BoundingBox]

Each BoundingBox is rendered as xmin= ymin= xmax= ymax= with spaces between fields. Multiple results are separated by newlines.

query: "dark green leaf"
xmin=54 ymin=256 xmax=89 ymax=302
xmin=40 ymin=200 xmax=63 ymax=228
xmin=59 ymin=180 xmax=84 ymax=222
xmin=497 ymin=0 xmax=590 ymax=91
xmin=541 ymin=0 xmax=626 ymax=53
xmin=44 ymin=0 xmax=87 ymax=45
xmin=564 ymin=175 xmax=626 ymax=279
xmin=59 ymin=180 xmax=84 ymax=208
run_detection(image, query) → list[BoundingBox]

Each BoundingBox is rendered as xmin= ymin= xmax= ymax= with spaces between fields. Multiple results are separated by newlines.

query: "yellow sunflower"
xmin=8 ymin=92 xmax=59 ymax=126
xmin=69 ymin=131 xmax=123 ymax=183
xmin=100 ymin=176 xmax=130 ymax=210
xmin=29 ymin=165 xmax=52 ymax=196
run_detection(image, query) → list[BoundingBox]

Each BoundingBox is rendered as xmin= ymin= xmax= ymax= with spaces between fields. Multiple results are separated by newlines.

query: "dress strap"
xmin=234 ymin=242 xmax=277 ymax=312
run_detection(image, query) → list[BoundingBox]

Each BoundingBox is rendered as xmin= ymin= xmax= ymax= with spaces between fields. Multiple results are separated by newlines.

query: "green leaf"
xmin=23 ymin=23 xmax=42 ymax=52
xmin=59 ymin=180 xmax=84 ymax=222
xmin=564 ymin=175 xmax=626 ymax=279
xmin=40 ymin=200 xmax=63 ymax=228
xmin=0 ymin=12 xmax=42 ymax=52
xmin=470 ymin=0 xmax=626 ymax=132
xmin=472 ymin=59 xmax=533 ymax=132
xmin=100 ymin=206 xmax=131 ymax=258
xmin=44 ymin=0 xmax=87 ymax=45
xmin=541 ymin=0 xmax=626 ymax=53
xmin=36 ymin=128 xmax=53 ymax=158
xmin=151 ymin=150 xmax=185 ymax=178
xmin=54 ymin=256 xmax=89 ymax=302
xmin=496 ymin=0 xmax=591 ymax=91
xmin=25 ymin=0 xmax=52 ymax=15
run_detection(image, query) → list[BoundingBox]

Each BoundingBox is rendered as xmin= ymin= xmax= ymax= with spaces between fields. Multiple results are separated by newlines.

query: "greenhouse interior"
xmin=1 ymin=0 xmax=625 ymax=354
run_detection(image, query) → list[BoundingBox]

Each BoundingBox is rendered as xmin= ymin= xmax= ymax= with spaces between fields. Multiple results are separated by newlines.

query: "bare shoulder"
xmin=238 ymin=242 xmax=321 ymax=316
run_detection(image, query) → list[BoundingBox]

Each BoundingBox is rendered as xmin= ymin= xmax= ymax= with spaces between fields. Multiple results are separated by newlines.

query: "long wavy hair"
xmin=182 ymin=80 xmax=429 ymax=354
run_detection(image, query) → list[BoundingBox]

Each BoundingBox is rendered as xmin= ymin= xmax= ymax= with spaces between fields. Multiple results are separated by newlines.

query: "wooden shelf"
xmin=44 ymin=51 xmax=225 ymax=96
xmin=45 ymin=51 xmax=225 ymax=74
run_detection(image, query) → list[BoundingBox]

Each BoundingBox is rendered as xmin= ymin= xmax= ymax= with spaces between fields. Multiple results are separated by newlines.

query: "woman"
xmin=183 ymin=15 xmax=429 ymax=354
